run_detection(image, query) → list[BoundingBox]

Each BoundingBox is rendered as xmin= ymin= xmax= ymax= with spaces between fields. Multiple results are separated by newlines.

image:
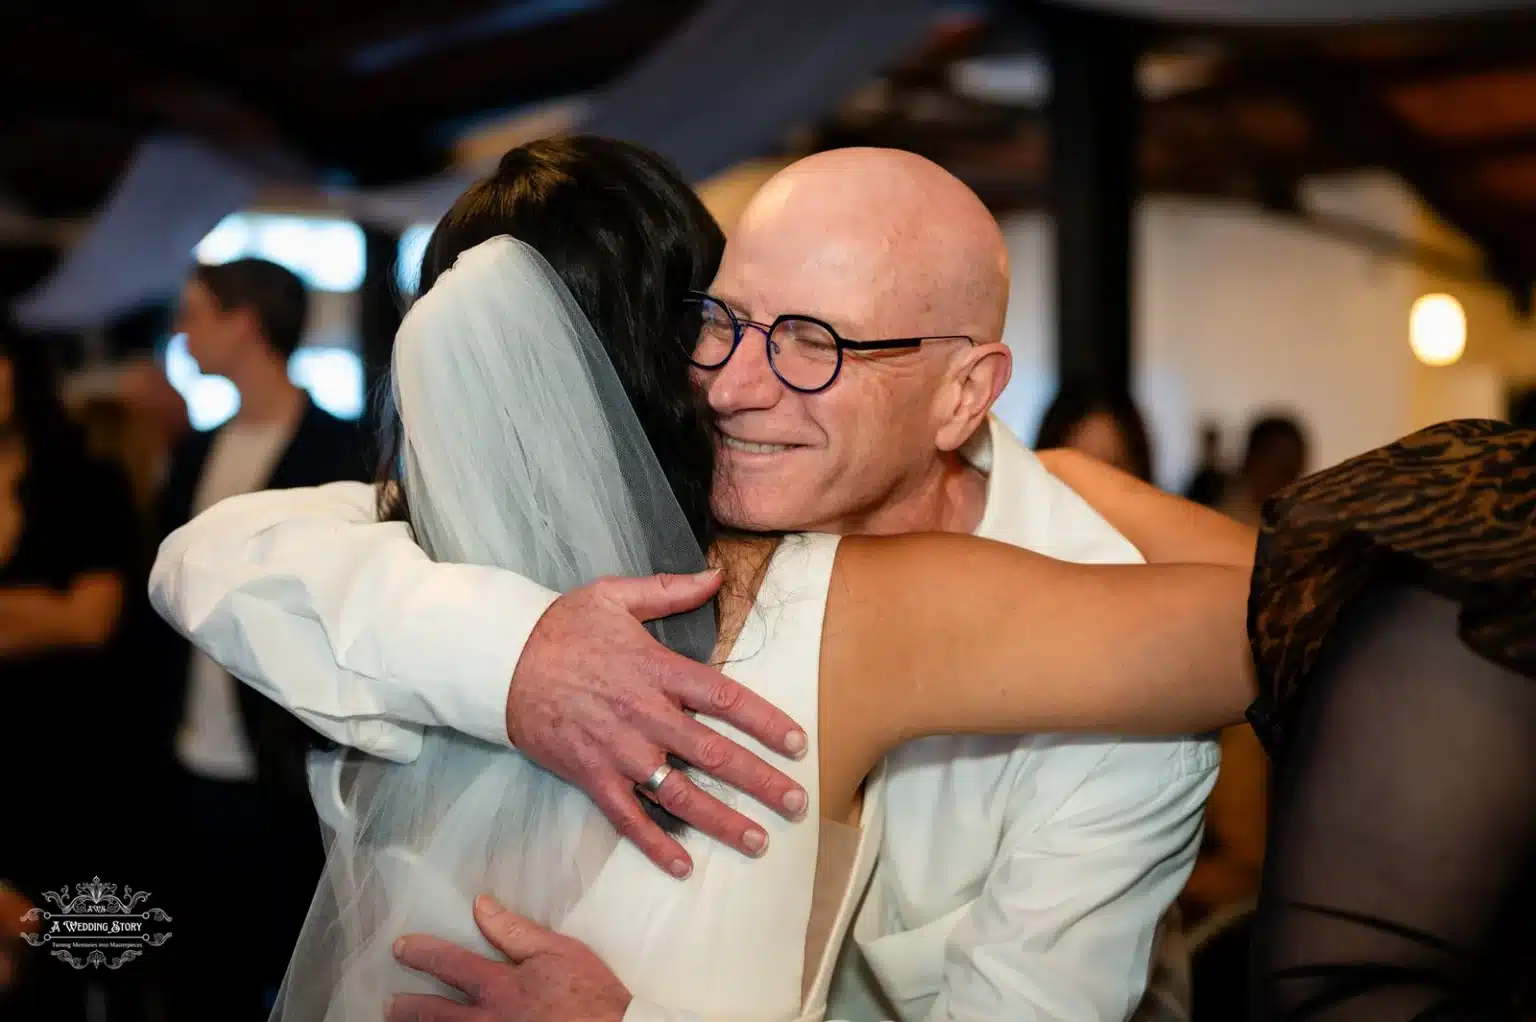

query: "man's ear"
xmin=936 ymin=342 xmax=1012 ymax=452
xmin=232 ymin=306 xmax=265 ymax=345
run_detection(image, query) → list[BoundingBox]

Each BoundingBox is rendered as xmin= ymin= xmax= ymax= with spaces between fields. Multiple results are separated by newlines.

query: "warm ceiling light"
xmin=1409 ymin=293 xmax=1466 ymax=367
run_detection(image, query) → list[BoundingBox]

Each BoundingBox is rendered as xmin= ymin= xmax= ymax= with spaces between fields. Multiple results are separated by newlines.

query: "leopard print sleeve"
xmin=1245 ymin=419 xmax=1536 ymax=763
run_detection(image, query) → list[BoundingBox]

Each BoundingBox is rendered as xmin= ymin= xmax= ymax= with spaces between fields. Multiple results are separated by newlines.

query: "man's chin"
xmin=712 ymin=489 xmax=801 ymax=535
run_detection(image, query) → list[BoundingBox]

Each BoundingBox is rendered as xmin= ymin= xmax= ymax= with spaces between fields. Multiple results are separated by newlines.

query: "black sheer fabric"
xmin=1250 ymin=581 xmax=1536 ymax=1021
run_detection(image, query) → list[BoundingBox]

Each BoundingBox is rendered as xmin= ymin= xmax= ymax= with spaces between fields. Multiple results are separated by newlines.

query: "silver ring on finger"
xmin=638 ymin=762 xmax=674 ymax=795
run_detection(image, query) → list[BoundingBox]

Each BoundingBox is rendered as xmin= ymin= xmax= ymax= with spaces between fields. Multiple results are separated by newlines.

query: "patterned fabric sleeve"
xmin=1245 ymin=419 xmax=1536 ymax=762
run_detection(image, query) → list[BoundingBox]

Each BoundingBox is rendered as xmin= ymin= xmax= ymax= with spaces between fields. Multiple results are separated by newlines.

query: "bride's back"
xmin=278 ymin=138 xmax=858 ymax=1021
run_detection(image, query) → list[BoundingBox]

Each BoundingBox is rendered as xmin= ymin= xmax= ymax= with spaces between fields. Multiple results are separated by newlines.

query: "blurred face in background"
xmin=1063 ymin=410 xmax=1138 ymax=476
xmin=1249 ymin=434 xmax=1308 ymax=501
xmin=120 ymin=359 xmax=190 ymax=441
xmin=177 ymin=279 xmax=247 ymax=379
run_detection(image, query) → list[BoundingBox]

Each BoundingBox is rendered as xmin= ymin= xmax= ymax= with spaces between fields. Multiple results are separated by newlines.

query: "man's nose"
xmin=706 ymin=326 xmax=783 ymax=414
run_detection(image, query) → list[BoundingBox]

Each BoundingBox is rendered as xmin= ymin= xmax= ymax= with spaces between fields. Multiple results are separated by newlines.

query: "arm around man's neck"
xmin=1037 ymin=448 xmax=1258 ymax=568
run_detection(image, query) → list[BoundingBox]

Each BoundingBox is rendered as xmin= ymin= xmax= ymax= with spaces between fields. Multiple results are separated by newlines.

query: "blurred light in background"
xmin=1409 ymin=293 xmax=1466 ymax=367
xmin=196 ymin=213 xmax=366 ymax=292
xmin=164 ymin=334 xmax=238 ymax=430
xmin=165 ymin=333 xmax=364 ymax=430
xmin=397 ymin=224 xmax=436 ymax=295
xmin=289 ymin=347 xmax=365 ymax=420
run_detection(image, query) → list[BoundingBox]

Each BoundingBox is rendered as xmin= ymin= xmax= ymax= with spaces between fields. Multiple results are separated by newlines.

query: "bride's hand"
xmin=508 ymin=570 xmax=810 ymax=876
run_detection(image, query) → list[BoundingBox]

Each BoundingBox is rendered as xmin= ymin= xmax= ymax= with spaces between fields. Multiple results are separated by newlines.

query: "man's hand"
xmin=387 ymin=896 xmax=630 ymax=1022
xmin=507 ymin=569 xmax=809 ymax=876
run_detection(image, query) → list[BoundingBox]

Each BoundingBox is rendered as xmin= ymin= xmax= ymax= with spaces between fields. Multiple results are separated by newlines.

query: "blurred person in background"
xmin=1035 ymin=383 xmax=1156 ymax=483
xmin=1511 ymin=386 xmax=1535 ymax=428
xmin=0 ymin=323 xmax=145 ymax=1021
xmin=1182 ymin=421 xmax=1228 ymax=508
xmin=0 ymin=881 xmax=36 ymax=1000
xmin=78 ymin=392 xmax=172 ymax=521
xmin=119 ymin=354 xmax=190 ymax=473
xmin=1218 ymin=415 xmax=1308 ymax=527
xmin=1033 ymin=388 xmax=1185 ymax=1019
xmin=151 ymin=257 xmax=368 ymax=1022
xmin=1182 ymin=413 xmax=1307 ymax=1020
xmin=118 ymin=354 xmax=192 ymax=508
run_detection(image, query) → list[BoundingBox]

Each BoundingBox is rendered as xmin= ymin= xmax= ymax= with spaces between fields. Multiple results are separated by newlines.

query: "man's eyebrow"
xmin=711 ymin=291 xmax=751 ymax=317
xmin=712 ymin=293 xmax=855 ymax=332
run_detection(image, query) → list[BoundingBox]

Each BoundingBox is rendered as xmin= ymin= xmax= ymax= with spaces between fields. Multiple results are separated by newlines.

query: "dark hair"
xmin=377 ymin=137 xmax=725 ymax=562
xmin=375 ymin=138 xmax=725 ymax=832
xmin=1244 ymin=414 xmax=1307 ymax=467
xmin=1513 ymin=388 xmax=1536 ymax=428
xmin=1034 ymin=384 xmax=1154 ymax=483
xmin=192 ymin=257 xmax=309 ymax=358
xmin=0 ymin=322 xmax=92 ymax=507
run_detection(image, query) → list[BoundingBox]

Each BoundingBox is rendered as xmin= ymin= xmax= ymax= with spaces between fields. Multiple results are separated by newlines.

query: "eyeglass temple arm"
xmin=840 ymin=335 xmax=974 ymax=351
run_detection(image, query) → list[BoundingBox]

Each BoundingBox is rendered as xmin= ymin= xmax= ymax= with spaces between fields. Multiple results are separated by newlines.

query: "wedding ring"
xmin=639 ymin=762 xmax=674 ymax=795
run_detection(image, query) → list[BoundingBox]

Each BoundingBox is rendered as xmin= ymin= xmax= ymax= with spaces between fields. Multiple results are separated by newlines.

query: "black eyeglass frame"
xmin=682 ymin=291 xmax=973 ymax=394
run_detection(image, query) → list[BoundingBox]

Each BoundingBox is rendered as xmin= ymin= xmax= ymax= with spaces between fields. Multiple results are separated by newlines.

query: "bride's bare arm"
xmin=819 ymin=533 xmax=1253 ymax=801
xmin=1038 ymin=447 xmax=1257 ymax=568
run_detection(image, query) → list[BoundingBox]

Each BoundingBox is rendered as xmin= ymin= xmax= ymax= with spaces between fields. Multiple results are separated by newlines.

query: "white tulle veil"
xmin=272 ymin=235 xmax=715 ymax=1019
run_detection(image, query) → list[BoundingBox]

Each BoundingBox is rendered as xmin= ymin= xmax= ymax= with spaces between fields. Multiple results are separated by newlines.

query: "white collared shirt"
xmin=827 ymin=420 xmax=1217 ymax=1022
xmin=149 ymin=415 xmax=1218 ymax=1021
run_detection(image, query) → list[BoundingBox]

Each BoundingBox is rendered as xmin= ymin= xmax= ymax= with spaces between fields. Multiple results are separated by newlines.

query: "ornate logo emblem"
xmin=18 ymin=877 xmax=172 ymax=970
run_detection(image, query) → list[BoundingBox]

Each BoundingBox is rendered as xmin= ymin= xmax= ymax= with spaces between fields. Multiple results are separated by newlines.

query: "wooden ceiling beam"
xmin=1444 ymin=129 xmax=1536 ymax=165
xmin=1277 ymin=53 xmax=1533 ymax=304
xmin=1353 ymin=30 xmax=1536 ymax=87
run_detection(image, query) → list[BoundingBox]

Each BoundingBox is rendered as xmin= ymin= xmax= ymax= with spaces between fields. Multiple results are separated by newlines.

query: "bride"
xmin=272 ymin=139 xmax=1255 ymax=1021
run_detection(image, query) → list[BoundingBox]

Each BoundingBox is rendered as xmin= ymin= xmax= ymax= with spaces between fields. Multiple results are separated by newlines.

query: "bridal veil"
xmin=272 ymin=236 xmax=715 ymax=1019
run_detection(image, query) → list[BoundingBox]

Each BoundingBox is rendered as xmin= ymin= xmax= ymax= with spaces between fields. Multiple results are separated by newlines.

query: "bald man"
xmin=151 ymin=147 xmax=1217 ymax=1022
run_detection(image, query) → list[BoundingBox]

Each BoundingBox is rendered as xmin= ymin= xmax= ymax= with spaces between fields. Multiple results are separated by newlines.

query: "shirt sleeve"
xmin=148 ymin=480 xmax=559 ymax=761
xmin=928 ymin=738 xmax=1220 ymax=1022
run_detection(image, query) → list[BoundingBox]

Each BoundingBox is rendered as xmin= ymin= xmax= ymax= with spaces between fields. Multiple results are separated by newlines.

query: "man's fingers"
xmin=471 ymin=896 xmax=560 ymax=963
xmin=606 ymin=570 xmax=722 ymax=622
xmin=385 ymin=993 xmax=483 ymax=1022
xmin=667 ymin=658 xmax=808 ymax=761
xmin=589 ymin=776 xmax=694 ymax=879
xmin=666 ymin=657 xmax=808 ymax=763
xmin=647 ymin=766 xmax=774 ymax=858
xmin=392 ymin=935 xmax=495 ymax=1002
xmin=662 ymin=714 xmax=808 ymax=824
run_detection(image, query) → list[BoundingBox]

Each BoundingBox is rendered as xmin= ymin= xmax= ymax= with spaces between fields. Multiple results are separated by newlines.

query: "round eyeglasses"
xmin=682 ymin=292 xmax=973 ymax=394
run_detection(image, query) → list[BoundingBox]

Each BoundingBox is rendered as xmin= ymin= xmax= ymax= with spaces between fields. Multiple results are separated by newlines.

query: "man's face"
xmin=697 ymin=227 xmax=954 ymax=534
xmin=176 ymin=280 xmax=242 ymax=379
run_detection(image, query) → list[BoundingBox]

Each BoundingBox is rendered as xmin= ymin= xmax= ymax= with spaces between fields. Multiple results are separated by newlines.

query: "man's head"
xmin=179 ymin=258 xmax=308 ymax=380
xmin=696 ymin=148 xmax=1012 ymax=534
xmin=1241 ymin=414 xmax=1308 ymax=501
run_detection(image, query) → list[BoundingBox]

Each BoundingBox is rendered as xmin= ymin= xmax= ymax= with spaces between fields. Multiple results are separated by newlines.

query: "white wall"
xmin=994 ymin=174 xmax=1456 ymax=489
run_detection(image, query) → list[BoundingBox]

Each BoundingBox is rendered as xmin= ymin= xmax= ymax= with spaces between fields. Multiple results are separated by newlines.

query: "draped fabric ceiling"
xmin=7 ymin=0 xmax=1536 ymax=328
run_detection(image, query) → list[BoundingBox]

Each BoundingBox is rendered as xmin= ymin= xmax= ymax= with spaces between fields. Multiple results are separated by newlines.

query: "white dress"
xmin=563 ymin=533 xmax=885 ymax=1021
xmin=307 ymin=533 xmax=885 ymax=1022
